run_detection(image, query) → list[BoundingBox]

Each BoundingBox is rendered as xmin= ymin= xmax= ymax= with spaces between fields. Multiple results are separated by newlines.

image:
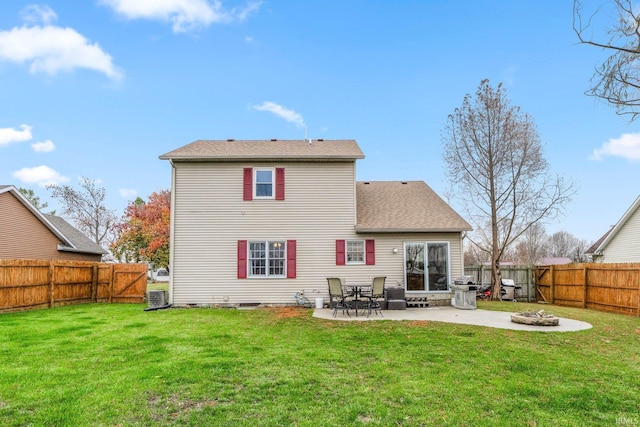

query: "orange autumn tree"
xmin=111 ymin=190 xmax=170 ymax=268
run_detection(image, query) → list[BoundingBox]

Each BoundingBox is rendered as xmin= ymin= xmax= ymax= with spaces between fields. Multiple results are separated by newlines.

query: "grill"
xmin=453 ymin=276 xmax=477 ymax=310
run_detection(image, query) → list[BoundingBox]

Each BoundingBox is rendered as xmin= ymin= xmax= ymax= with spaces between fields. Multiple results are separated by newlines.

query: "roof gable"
xmin=588 ymin=194 xmax=640 ymax=255
xmin=0 ymin=185 xmax=106 ymax=255
xmin=159 ymin=139 xmax=365 ymax=162
xmin=355 ymin=181 xmax=472 ymax=233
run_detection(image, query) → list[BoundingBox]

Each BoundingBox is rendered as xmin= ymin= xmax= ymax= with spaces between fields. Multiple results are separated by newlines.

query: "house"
xmin=0 ymin=185 xmax=107 ymax=261
xmin=159 ymin=139 xmax=472 ymax=307
xmin=586 ymin=195 xmax=640 ymax=263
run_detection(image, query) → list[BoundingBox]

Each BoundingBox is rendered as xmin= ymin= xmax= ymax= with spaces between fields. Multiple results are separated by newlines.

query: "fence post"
xmin=526 ymin=267 xmax=530 ymax=302
xmin=583 ymin=266 xmax=588 ymax=308
xmin=91 ymin=264 xmax=98 ymax=302
xmin=550 ymin=264 xmax=555 ymax=304
xmin=48 ymin=260 xmax=55 ymax=308
xmin=109 ymin=264 xmax=115 ymax=303
xmin=637 ymin=268 xmax=640 ymax=317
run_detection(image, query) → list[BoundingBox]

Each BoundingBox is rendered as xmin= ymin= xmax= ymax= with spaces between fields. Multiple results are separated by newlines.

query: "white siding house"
xmin=587 ymin=195 xmax=640 ymax=263
xmin=160 ymin=139 xmax=472 ymax=307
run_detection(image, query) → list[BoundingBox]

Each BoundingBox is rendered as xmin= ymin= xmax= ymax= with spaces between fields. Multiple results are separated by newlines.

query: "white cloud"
xmin=235 ymin=1 xmax=262 ymax=22
xmin=12 ymin=165 xmax=69 ymax=187
xmin=0 ymin=124 xmax=32 ymax=146
xmin=20 ymin=5 xmax=58 ymax=25
xmin=591 ymin=132 xmax=640 ymax=162
xmin=252 ymin=101 xmax=306 ymax=129
xmin=31 ymin=139 xmax=55 ymax=152
xmin=100 ymin=0 xmax=262 ymax=33
xmin=0 ymin=8 xmax=122 ymax=80
xmin=119 ymin=188 xmax=138 ymax=199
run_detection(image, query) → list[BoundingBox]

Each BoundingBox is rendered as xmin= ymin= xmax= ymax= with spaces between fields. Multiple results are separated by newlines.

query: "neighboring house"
xmin=586 ymin=195 xmax=640 ymax=263
xmin=159 ymin=139 xmax=472 ymax=307
xmin=0 ymin=185 xmax=107 ymax=261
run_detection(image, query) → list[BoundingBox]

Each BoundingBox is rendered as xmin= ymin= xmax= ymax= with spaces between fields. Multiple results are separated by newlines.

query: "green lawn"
xmin=0 ymin=302 xmax=639 ymax=426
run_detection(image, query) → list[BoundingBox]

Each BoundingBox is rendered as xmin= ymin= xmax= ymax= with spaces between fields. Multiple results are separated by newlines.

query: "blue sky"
xmin=1 ymin=0 xmax=639 ymax=244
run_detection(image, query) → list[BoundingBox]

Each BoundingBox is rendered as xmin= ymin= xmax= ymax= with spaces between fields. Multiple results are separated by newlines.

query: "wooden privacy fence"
xmin=0 ymin=259 xmax=147 ymax=313
xmin=536 ymin=263 xmax=640 ymax=317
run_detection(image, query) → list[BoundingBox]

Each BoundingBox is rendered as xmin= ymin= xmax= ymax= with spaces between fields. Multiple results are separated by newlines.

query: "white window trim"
xmin=403 ymin=241 xmax=451 ymax=293
xmin=346 ymin=239 xmax=366 ymax=265
xmin=253 ymin=168 xmax=275 ymax=199
xmin=248 ymin=239 xmax=286 ymax=278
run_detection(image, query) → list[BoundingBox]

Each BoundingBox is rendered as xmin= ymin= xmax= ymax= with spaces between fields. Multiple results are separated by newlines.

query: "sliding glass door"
xmin=404 ymin=242 xmax=450 ymax=292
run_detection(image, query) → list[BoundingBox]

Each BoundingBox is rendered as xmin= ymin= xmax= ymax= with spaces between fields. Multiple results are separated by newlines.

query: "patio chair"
xmin=327 ymin=277 xmax=352 ymax=318
xmin=364 ymin=276 xmax=386 ymax=317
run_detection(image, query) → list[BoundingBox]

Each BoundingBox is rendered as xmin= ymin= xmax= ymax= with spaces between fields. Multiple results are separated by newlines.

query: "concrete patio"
xmin=312 ymin=306 xmax=593 ymax=332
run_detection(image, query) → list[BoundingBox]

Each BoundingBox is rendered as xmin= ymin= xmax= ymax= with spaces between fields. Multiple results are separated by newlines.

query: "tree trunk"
xmin=490 ymin=255 xmax=502 ymax=300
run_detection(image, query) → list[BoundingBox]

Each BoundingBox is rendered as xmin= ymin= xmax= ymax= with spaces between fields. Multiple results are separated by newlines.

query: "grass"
xmin=146 ymin=282 xmax=169 ymax=292
xmin=0 ymin=302 xmax=639 ymax=426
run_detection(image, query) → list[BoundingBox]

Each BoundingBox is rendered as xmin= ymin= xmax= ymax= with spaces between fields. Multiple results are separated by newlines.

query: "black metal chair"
xmin=364 ymin=276 xmax=386 ymax=317
xmin=327 ymin=277 xmax=352 ymax=317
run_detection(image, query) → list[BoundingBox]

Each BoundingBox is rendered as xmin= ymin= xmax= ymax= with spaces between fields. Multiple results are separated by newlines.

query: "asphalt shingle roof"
xmin=43 ymin=214 xmax=107 ymax=255
xmin=159 ymin=139 xmax=365 ymax=161
xmin=355 ymin=181 xmax=472 ymax=233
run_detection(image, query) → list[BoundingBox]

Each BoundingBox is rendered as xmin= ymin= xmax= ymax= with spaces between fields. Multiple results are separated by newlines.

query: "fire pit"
xmin=511 ymin=310 xmax=559 ymax=326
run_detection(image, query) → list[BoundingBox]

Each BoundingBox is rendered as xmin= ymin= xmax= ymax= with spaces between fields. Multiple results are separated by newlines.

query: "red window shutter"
xmin=366 ymin=240 xmax=375 ymax=265
xmin=336 ymin=240 xmax=345 ymax=265
xmin=286 ymin=240 xmax=296 ymax=278
xmin=275 ymin=168 xmax=285 ymax=200
xmin=237 ymin=240 xmax=247 ymax=278
xmin=243 ymin=168 xmax=253 ymax=201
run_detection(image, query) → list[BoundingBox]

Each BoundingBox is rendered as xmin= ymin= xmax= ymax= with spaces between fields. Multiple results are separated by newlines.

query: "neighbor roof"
xmin=355 ymin=181 xmax=472 ymax=233
xmin=43 ymin=214 xmax=107 ymax=255
xmin=159 ymin=139 xmax=365 ymax=162
xmin=0 ymin=185 xmax=107 ymax=255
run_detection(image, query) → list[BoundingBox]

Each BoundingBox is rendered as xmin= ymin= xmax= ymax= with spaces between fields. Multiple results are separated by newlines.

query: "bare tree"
xmin=442 ymin=80 xmax=576 ymax=299
xmin=574 ymin=0 xmax=640 ymax=120
xmin=464 ymin=240 xmax=487 ymax=266
xmin=514 ymin=223 xmax=549 ymax=265
xmin=547 ymin=230 xmax=592 ymax=262
xmin=48 ymin=177 xmax=117 ymax=247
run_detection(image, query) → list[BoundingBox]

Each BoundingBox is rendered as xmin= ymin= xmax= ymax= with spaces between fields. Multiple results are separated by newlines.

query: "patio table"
xmin=345 ymin=283 xmax=371 ymax=317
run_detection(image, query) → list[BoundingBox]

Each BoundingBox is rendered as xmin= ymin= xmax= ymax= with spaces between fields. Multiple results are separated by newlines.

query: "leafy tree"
xmin=442 ymin=80 xmax=576 ymax=299
xmin=18 ymin=187 xmax=54 ymax=213
xmin=47 ymin=177 xmax=116 ymax=247
xmin=573 ymin=0 xmax=640 ymax=120
xmin=111 ymin=190 xmax=170 ymax=268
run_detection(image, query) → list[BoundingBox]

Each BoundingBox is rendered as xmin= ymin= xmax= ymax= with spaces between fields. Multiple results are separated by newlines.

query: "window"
xmin=243 ymin=167 xmax=285 ymax=201
xmin=238 ymin=240 xmax=296 ymax=279
xmin=346 ymin=240 xmax=365 ymax=264
xmin=336 ymin=239 xmax=375 ymax=265
xmin=404 ymin=242 xmax=450 ymax=292
xmin=248 ymin=240 xmax=285 ymax=277
xmin=254 ymin=169 xmax=274 ymax=198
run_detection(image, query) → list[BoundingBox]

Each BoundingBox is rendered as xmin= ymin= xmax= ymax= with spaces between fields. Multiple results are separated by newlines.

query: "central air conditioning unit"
xmin=146 ymin=290 xmax=169 ymax=311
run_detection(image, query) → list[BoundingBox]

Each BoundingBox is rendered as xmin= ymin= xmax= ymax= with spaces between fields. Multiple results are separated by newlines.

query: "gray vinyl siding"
xmin=170 ymin=161 xmax=465 ymax=306
xmin=600 ymin=207 xmax=640 ymax=263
